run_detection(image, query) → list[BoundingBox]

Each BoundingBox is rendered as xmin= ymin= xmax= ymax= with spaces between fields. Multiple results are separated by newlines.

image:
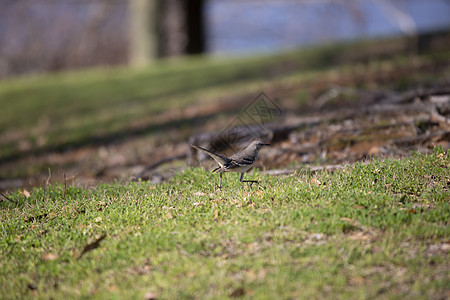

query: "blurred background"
xmin=1 ymin=0 xmax=449 ymax=78
xmin=0 ymin=0 xmax=449 ymax=190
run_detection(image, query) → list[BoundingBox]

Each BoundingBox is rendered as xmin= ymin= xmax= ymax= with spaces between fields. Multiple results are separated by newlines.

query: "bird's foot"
xmin=243 ymin=180 xmax=259 ymax=188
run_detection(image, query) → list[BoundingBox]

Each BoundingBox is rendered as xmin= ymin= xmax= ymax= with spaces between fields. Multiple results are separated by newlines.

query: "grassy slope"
xmin=1 ymin=36 xmax=449 ymax=185
xmin=0 ymin=48 xmax=324 ymax=160
xmin=1 ymin=148 xmax=448 ymax=299
xmin=2 ymin=36 xmax=445 ymax=162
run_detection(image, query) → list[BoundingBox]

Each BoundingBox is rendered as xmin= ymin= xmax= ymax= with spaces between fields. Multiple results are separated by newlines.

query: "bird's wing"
xmin=229 ymin=149 xmax=256 ymax=167
xmin=189 ymin=144 xmax=231 ymax=167
xmin=228 ymin=157 xmax=254 ymax=167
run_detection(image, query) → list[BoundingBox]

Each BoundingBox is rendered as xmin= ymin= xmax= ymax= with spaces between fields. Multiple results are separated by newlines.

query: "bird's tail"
xmin=189 ymin=144 xmax=230 ymax=167
xmin=212 ymin=166 xmax=225 ymax=173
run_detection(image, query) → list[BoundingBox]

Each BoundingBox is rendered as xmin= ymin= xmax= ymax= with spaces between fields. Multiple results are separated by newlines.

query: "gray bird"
xmin=189 ymin=140 xmax=270 ymax=189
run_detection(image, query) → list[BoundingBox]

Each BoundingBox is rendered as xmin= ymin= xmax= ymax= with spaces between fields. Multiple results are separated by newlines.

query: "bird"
xmin=189 ymin=140 xmax=270 ymax=189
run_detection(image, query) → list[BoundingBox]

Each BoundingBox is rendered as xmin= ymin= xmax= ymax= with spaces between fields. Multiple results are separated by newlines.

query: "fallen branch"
xmin=380 ymin=86 xmax=450 ymax=104
xmin=393 ymin=130 xmax=450 ymax=146
xmin=430 ymin=106 xmax=450 ymax=129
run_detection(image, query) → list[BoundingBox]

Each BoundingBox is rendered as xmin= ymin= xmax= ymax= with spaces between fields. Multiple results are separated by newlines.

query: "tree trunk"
xmin=128 ymin=0 xmax=161 ymax=66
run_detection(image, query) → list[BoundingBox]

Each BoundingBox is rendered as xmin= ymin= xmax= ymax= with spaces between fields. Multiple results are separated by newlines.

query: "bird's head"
xmin=251 ymin=140 xmax=271 ymax=150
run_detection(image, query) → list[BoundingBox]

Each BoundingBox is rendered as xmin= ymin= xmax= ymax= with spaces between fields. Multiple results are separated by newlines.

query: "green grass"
xmin=1 ymin=147 xmax=448 ymax=299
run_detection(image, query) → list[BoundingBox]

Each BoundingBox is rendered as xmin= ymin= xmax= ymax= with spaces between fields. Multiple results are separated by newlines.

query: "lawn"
xmin=1 ymin=33 xmax=449 ymax=298
xmin=1 ymin=148 xmax=448 ymax=299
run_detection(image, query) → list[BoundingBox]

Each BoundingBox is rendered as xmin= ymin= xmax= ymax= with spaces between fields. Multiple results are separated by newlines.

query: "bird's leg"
xmin=240 ymin=172 xmax=259 ymax=187
xmin=218 ymin=172 xmax=223 ymax=190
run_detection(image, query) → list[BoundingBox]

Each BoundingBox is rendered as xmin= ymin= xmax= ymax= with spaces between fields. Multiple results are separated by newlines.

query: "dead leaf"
xmin=348 ymin=232 xmax=371 ymax=241
xmin=310 ymin=177 xmax=321 ymax=186
xmin=42 ymin=253 xmax=59 ymax=261
xmin=340 ymin=217 xmax=354 ymax=223
xmin=144 ymin=291 xmax=158 ymax=300
xmin=193 ymin=191 xmax=206 ymax=196
xmin=310 ymin=233 xmax=325 ymax=241
xmin=349 ymin=275 xmax=365 ymax=285
xmin=246 ymin=269 xmax=256 ymax=280
xmin=214 ymin=209 xmax=219 ymax=220
xmin=77 ymin=233 xmax=107 ymax=260
xmin=230 ymin=287 xmax=246 ymax=298
xmin=108 ymin=285 xmax=117 ymax=292
xmin=26 ymin=214 xmax=48 ymax=223
xmin=22 ymin=189 xmax=31 ymax=198
xmin=257 ymin=268 xmax=267 ymax=280
xmin=368 ymin=146 xmax=381 ymax=155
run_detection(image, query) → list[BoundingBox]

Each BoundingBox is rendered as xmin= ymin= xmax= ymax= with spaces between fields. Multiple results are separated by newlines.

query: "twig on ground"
xmin=0 ymin=192 xmax=17 ymax=204
xmin=262 ymin=162 xmax=373 ymax=176
xmin=63 ymin=173 xmax=67 ymax=199
xmin=77 ymin=233 xmax=107 ymax=260
xmin=136 ymin=154 xmax=187 ymax=179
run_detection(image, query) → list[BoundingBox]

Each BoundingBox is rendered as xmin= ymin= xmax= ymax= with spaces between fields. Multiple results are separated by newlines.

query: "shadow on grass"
xmin=0 ymin=104 xmax=242 ymax=166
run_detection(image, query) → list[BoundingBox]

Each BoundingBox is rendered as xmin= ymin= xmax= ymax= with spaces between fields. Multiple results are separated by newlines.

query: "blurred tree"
xmin=128 ymin=0 xmax=205 ymax=66
xmin=128 ymin=0 xmax=161 ymax=66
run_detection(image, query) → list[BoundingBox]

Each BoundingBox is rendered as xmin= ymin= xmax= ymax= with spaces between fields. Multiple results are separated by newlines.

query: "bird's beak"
xmin=264 ymin=144 xmax=270 ymax=146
